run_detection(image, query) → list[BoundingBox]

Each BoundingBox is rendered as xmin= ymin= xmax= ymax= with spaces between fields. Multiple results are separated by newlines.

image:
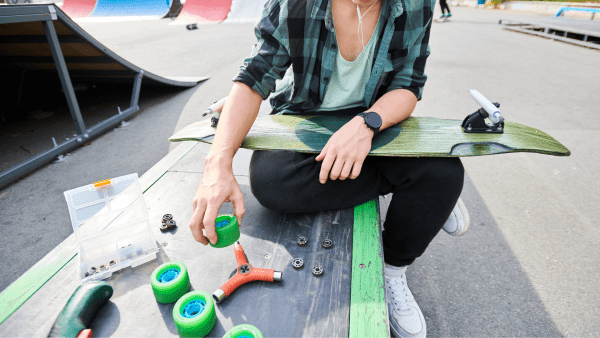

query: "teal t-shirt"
xmin=319 ymin=15 xmax=381 ymax=111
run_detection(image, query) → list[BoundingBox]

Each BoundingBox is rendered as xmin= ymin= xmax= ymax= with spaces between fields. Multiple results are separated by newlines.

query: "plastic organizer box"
xmin=64 ymin=173 xmax=158 ymax=282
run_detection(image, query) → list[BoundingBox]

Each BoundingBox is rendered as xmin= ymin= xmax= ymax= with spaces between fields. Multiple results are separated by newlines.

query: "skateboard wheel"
xmin=292 ymin=258 xmax=304 ymax=269
xmin=312 ymin=265 xmax=324 ymax=277
xmin=160 ymin=223 xmax=169 ymax=232
xmin=162 ymin=214 xmax=173 ymax=223
xmin=210 ymin=215 xmax=240 ymax=248
xmin=150 ymin=261 xmax=190 ymax=304
xmin=223 ymin=324 xmax=264 ymax=338
xmin=173 ymin=290 xmax=216 ymax=337
xmin=321 ymin=239 xmax=333 ymax=249
xmin=297 ymin=237 xmax=307 ymax=246
xmin=166 ymin=219 xmax=177 ymax=228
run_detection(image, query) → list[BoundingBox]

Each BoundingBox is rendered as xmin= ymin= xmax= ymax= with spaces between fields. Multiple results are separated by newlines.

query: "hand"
xmin=315 ymin=116 xmax=373 ymax=183
xmin=189 ymin=156 xmax=245 ymax=245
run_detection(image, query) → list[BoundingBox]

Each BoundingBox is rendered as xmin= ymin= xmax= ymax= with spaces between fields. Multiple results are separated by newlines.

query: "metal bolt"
xmin=264 ymin=254 xmax=270 ymax=259
xmin=292 ymin=258 xmax=304 ymax=269
xmin=162 ymin=214 xmax=173 ymax=223
xmin=87 ymin=267 xmax=97 ymax=275
xmin=162 ymin=243 xmax=168 ymax=247
xmin=322 ymin=239 xmax=333 ymax=249
xmin=312 ymin=265 xmax=324 ymax=277
xmin=359 ymin=264 xmax=366 ymax=269
xmin=166 ymin=219 xmax=177 ymax=228
xmin=297 ymin=237 xmax=307 ymax=246
xmin=109 ymin=260 xmax=117 ymax=266
xmin=160 ymin=223 xmax=169 ymax=232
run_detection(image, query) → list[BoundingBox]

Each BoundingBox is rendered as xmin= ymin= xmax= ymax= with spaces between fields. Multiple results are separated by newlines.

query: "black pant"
xmin=249 ymin=150 xmax=464 ymax=267
xmin=440 ymin=0 xmax=451 ymax=14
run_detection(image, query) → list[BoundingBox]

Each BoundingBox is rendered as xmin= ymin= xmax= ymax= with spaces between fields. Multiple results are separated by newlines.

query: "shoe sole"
xmin=453 ymin=197 xmax=470 ymax=236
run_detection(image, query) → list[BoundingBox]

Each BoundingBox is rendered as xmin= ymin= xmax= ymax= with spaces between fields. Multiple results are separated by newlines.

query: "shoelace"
xmin=385 ymin=274 xmax=414 ymax=314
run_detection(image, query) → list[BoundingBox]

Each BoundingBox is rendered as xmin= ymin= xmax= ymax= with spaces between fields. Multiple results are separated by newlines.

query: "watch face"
xmin=366 ymin=112 xmax=382 ymax=129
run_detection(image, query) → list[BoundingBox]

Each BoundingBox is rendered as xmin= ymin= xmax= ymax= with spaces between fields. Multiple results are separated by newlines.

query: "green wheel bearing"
xmin=210 ymin=214 xmax=240 ymax=248
xmin=173 ymin=290 xmax=216 ymax=337
xmin=223 ymin=324 xmax=264 ymax=338
xmin=150 ymin=261 xmax=190 ymax=304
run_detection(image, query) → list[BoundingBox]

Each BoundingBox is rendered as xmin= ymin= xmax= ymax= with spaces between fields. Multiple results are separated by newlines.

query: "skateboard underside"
xmin=169 ymin=116 xmax=570 ymax=157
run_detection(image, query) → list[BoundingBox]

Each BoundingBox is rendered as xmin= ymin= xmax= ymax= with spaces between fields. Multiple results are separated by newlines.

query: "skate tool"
xmin=212 ymin=241 xmax=282 ymax=303
xmin=462 ymin=89 xmax=505 ymax=133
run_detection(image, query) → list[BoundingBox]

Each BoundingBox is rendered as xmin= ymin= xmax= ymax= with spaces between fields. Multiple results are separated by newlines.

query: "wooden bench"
xmin=0 ymin=141 xmax=389 ymax=337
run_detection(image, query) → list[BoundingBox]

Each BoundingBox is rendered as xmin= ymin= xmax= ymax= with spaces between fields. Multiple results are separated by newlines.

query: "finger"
xmin=230 ymin=186 xmax=246 ymax=227
xmin=329 ymin=156 xmax=345 ymax=181
xmin=319 ymin=151 xmax=336 ymax=184
xmin=196 ymin=223 xmax=209 ymax=245
xmin=203 ymin=204 xmax=220 ymax=245
xmin=315 ymin=143 xmax=329 ymax=162
xmin=189 ymin=202 xmax=208 ymax=245
xmin=339 ymin=160 xmax=354 ymax=180
xmin=350 ymin=158 xmax=364 ymax=179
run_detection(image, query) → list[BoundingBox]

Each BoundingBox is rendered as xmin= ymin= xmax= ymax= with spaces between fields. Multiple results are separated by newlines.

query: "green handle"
xmin=48 ymin=281 xmax=113 ymax=337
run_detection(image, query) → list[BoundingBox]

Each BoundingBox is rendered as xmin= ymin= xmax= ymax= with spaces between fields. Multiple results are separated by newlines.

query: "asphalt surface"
xmin=1 ymin=5 xmax=599 ymax=337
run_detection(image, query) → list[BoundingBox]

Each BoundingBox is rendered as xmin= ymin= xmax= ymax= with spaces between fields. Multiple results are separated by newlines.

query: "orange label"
xmin=93 ymin=179 xmax=111 ymax=188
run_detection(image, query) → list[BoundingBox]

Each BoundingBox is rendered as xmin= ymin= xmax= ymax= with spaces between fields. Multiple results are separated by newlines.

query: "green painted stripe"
xmin=349 ymin=199 xmax=389 ymax=337
xmin=0 ymin=141 xmax=199 ymax=325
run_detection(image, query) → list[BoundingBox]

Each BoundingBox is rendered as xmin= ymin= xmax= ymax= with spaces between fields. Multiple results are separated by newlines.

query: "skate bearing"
xmin=162 ymin=214 xmax=173 ymax=223
xmin=321 ymin=239 xmax=333 ymax=249
xmin=297 ymin=237 xmax=307 ymax=246
xmin=292 ymin=258 xmax=304 ymax=269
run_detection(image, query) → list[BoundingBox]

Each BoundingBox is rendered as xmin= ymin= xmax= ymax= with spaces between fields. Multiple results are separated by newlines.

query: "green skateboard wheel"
xmin=210 ymin=214 xmax=240 ymax=248
xmin=223 ymin=324 xmax=264 ymax=338
xmin=173 ymin=290 xmax=216 ymax=337
xmin=150 ymin=261 xmax=190 ymax=304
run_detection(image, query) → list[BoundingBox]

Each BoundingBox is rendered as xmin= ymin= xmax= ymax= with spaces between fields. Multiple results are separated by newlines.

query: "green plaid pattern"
xmin=233 ymin=0 xmax=434 ymax=114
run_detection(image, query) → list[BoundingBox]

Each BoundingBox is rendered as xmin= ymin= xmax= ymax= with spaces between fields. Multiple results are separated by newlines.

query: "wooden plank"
xmin=349 ymin=199 xmax=389 ymax=338
xmin=0 ymin=141 xmax=198 ymax=326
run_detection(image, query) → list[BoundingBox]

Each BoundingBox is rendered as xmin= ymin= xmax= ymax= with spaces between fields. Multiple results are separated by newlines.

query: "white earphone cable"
xmin=357 ymin=1 xmax=378 ymax=49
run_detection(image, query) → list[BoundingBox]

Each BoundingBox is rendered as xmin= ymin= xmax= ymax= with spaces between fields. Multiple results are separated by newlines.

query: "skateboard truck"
xmin=462 ymin=89 xmax=505 ymax=134
xmin=202 ymin=96 xmax=228 ymax=128
xmin=212 ymin=241 xmax=282 ymax=303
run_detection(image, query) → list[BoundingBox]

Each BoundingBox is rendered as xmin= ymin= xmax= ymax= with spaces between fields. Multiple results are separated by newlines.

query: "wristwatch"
xmin=357 ymin=112 xmax=382 ymax=137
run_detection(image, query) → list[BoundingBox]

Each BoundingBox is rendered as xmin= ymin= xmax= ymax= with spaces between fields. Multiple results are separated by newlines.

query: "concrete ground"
xmin=1 ymin=5 xmax=599 ymax=337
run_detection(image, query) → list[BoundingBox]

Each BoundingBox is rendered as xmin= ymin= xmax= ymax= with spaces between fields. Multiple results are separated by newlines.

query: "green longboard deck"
xmin=169 ymin=116 xmax=570 ymax=157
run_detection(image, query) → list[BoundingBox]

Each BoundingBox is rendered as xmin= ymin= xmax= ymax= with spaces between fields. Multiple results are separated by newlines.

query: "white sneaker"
xmin=384 ymin=264 xmax=426 ymax=338
xmin=442 ymin=197 xmax=470 ymax=236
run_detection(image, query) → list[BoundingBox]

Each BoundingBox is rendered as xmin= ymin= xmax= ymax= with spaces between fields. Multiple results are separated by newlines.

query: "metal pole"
xmin=42 ymin=20 xmax=86 ymax=135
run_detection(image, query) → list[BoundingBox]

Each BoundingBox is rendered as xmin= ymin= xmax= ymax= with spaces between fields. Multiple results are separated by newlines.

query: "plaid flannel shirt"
xmin=233 ymin=0 xmax=434 ymax=114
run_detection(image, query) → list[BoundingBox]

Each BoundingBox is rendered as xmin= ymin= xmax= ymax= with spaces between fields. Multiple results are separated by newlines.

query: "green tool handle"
xmin=48 ymin=281 xmax=113 ymax=338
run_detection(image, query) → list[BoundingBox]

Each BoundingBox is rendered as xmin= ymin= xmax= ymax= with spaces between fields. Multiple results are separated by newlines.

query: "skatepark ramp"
xmin=61 ymin=0 xmax=96 ymax=18
xmin=61 ymin=0 xmax=183 ymax=19
xmin=172 ymin=0 xmax=232 ymax=24
xmin=223 ymin=0 xmax=266 ymax=24
xmin=0 ymin=4 xmax=208 ymax=189
xmin=501 ymin=19 xmax=600 ymax=50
